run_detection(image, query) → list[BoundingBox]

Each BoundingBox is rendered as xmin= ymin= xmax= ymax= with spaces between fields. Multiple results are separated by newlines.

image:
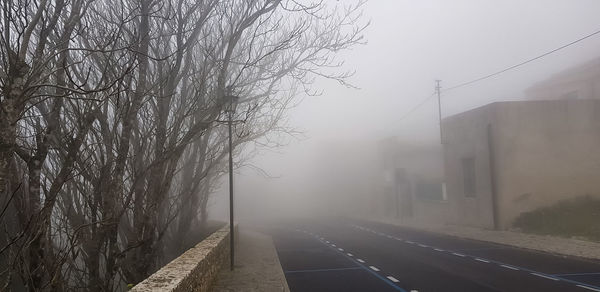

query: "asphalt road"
xmin=270 ymin=219 xmax=600 ymax=292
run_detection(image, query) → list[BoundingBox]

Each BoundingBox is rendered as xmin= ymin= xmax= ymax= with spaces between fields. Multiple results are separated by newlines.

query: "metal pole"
xmin=436 ymin=80 xmax=443 ymax=143
xmin=228 ymin=112 xmax=234 ymax=271
xmin=394 ymin=169 xmax=399 ymax=219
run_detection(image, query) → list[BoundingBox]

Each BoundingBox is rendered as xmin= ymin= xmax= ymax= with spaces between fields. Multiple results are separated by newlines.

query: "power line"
xmin=397 ymin=92 xmax=436 ymax=122
xmin=397 ymin=28 xmax=600 ymax=122
xmin=444 ymin=28 xmax=600 ymax=92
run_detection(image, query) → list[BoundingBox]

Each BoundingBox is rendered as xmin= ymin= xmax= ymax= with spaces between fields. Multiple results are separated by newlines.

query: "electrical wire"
xmin=397 ymin=93 xmax=436 ymax=121
xmin=444 ymin=28 xmax=600 ymax=92
xmin=397 ymin=28 xmax=600 ymax=121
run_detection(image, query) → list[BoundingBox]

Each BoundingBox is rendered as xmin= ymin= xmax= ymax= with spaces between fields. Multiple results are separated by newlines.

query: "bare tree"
xmin=0 ymin=0 xmax=367 ymax=290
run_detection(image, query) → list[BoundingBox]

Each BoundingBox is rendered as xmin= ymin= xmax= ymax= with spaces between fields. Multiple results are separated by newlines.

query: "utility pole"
xmin=435 ymin=80 xmax=447 ymax=201
xmin=435 ymin=80 xmax=443 ymax=144
xmin=228 ymin=111 xmax=234 ymax=271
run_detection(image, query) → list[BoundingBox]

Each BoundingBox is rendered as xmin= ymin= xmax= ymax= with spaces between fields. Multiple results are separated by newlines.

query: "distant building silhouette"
xmin=526 ymin=57 xmax=600 ymax=100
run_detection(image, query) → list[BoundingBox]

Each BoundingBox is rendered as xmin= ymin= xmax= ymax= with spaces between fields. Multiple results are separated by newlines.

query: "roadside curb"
xmin=362 ymin=218 xmax=600 ymax=262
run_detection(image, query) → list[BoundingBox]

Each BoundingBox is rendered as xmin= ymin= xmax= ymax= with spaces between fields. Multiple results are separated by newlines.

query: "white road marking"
xmin=531 ymin=273 xmax=558 ymax=281
xmin=577 ymin=285 xmax=600 ymax=291
xmin=325 ymin=241 xmax=330 ymax=244
xmin=332 ymin=244 xmax=336 ymax=247
xmin=345 ymin=225 xmax=592 ymax=292
xmin=338 ymin=248 xmax=344 ymax=251
xmin=347 ymin=253 xmax=353 ymax=257
xmin=500 ymin=264 xmax=519 ymax=270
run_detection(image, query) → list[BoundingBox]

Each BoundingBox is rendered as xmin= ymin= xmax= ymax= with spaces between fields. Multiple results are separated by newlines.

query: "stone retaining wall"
xmin=131 ymin=225 xmax=230 ymax=292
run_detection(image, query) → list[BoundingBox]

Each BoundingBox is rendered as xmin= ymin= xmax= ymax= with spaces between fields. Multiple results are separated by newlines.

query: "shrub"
xmin=513 ymin=195 xmax=600 ymax=242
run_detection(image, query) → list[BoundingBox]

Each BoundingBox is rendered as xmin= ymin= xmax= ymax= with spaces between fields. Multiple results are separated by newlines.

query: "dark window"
xmin=415 ymin=182 xmax=444 ymax=200
xmin=462 ymin=157 xmax=476 ymax=197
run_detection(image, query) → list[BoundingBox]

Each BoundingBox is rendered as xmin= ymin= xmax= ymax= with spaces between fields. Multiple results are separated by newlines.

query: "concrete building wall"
xmin=492 ymin=99 xmax=600 ymax=228
xmin=442 ymin=106 xmax=497 ymax=229
xmin=443 ymin=99 xmax=600 ymax=229
xmin=411 ymin=198 xmax=450 ymax=225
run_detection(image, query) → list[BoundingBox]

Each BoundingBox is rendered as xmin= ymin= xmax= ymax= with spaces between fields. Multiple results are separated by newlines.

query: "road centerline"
xmin=305 ymin=231 xmax=409 ymax=292
xmin=350 ymin=223 xmax=600 ymax=291
xmin=500 ymin=264 xmax=519 ymax=270
xmin=577 ymin=284 xmax=600 ymax=292
xmin=531 ymin=273 xmax=559 ymax=281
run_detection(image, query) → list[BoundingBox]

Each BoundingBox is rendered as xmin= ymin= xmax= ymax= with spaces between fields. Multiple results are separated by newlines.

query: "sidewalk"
xmin=211 ymin=229 xmax=290 ymax=292
xmin=370 ymin=217 xmax=600 ymax=261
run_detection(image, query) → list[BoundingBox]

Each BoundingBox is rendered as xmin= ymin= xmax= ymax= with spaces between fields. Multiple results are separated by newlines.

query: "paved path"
xmin=211 ymin=229 xmax=290 ymax=292
xmin=271 ymin=219 xmax=600 ymax=292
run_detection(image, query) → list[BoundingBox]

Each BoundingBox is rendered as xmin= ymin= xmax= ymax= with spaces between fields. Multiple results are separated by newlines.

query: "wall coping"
xmin=131 ymin=225 xmax=230 ymax=292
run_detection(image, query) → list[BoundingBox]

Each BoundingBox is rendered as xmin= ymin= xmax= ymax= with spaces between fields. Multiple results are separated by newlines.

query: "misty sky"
xmin=211 ymin=0 xmax=600 ymax=221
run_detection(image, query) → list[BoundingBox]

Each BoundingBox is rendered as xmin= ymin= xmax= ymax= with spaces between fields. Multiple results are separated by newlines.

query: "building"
xmin=377 ymin=138 xmax=447 ymax=224
xmin=442 ymin=99 xmax=600 ymax=229
xmin=526 ymin=57 xmax=600 ymax=100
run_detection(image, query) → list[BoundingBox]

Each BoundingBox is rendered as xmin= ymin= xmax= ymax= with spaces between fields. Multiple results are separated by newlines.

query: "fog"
xmin=210 ymin=0 xmax=600 ymax=223
xmin=9 ymin=1 xmax=600 ymax=289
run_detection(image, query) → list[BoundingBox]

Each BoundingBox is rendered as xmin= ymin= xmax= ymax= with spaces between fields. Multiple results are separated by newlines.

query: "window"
xmin=415 ymin=182 xmax=444 ymax=201
xmin=462 ymin=157 xmax=476 ymax=197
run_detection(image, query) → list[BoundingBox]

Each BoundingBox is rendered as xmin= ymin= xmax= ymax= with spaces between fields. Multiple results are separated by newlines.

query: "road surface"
xmin=270 ymin=219 xmax=600 ymax=292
